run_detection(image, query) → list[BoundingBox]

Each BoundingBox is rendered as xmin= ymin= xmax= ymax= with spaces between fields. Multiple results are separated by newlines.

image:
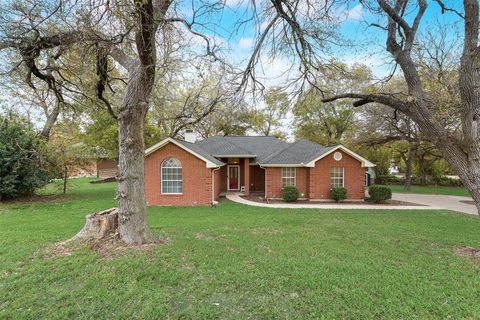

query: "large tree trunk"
xmin=403 ymin=144 xmax=416 ymax=191
xmin=114 ymin=0 xmax=163 ymax=244
xmin=456 ymin=0 xmax=480 ymax=214
xmin=40 ymin=102 xmax=61 ymax=140
xmin=440 ymin=143 xmax=480 ymax=213
xmin=417 ymin=154 xmax=428 ymax=186
xmin=116 ymin=64 xmax=155 ymax=244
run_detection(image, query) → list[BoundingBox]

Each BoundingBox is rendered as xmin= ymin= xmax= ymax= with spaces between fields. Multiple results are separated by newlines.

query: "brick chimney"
xmin=184 ymin=129 xmax=196 ymax=143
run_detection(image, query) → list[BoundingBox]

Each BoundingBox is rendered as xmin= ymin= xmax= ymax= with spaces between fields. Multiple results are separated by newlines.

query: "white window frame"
xmin=282 ymin=167 xmax=296 ymax=187
xmin=330 ymin=167 xmax=344 ymax=188
xmin=161 ymin=158 xmax=183 ymax=195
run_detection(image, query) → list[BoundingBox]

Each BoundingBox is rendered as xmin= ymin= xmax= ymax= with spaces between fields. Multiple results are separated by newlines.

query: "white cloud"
xmin=345 ymin=3 xmax=363 ymax=21
xmin=224 ymin=0 xmax=247 ymax=8
xmin=238 ymin=37 xmax=254 ymax=49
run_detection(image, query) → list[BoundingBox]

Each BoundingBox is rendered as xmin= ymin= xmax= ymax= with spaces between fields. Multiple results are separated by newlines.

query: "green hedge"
xmin=376 ymin=174 xmax=463 ymax=187
xmin=369 ymin=185 xmax=392 ymax=203
xmin=282 ymin=186 xmax=299 ymax=202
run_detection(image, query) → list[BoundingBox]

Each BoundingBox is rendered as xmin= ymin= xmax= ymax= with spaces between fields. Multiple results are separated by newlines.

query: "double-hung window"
xmin=282 ymin=167 xmax=296 ymax=187
xmin=330 ymin=167 xmax=344 ymax=188
xmin=161 ymin=158 xmax=183 ymax=194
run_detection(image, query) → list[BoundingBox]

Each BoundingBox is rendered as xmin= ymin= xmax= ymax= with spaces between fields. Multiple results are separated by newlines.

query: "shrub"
xmin=0 ymin=114 xmax=51 ymax=200
xmin=369 ymin=185 xmax=392 ymax=203
xmin=375 ymin=174 xmax=402 ymax=185
xmin=433 ymin=176 xmax=463 ymax=187
xmin=330 ymin=187 xmax=347 ymax=202
xmin=282 ymin=186 xmax=299 ymax=202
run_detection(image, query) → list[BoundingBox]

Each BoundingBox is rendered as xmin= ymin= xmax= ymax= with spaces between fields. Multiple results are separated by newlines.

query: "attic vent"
xmin=333 ymin=151 xmax=342 ymax=161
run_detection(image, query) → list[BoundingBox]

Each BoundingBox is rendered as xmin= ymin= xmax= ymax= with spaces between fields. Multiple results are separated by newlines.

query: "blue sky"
xmin=178 ymin=0 xmax=464 ymax=84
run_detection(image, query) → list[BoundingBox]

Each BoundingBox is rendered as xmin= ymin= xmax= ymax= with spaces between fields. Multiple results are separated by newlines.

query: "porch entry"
xmin=227 ymin=165 xmax=240 ymax=190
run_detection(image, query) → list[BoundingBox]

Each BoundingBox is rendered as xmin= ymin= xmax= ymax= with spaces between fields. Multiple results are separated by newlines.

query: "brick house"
xmin=144 ymin=133 xmax=375 ymax=206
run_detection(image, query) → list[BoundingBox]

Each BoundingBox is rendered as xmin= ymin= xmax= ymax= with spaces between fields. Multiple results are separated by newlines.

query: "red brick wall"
xmin=97 ymin=159 xmax=117 ymax=178
xmin=309 ymin=150 xmax=365 ymax=200
xmin=296 ymin=167 xmax=309 ymax=198
xmin=239 ymin=158 xmax=245 ymax=187
xmin=265 ymin=167 xmax=281 ymax=198
xmin=144 ymin=143 xmax=213 ymax=206
xmin=249 ymin=165 xmax=265 ymax=191
xmin=265 ymin=167 xmax=309 ymax=199
xmin=218 ymin=164 xmax=227 ymax=192
xmin=265 ymin=150 xmax=365 ymax=200
xmin=213 ymin=168 xmax=222 ymax=200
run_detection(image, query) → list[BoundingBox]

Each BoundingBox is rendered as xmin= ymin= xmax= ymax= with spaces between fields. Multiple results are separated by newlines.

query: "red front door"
xmin=228 ymin=165 xmax=239 ymax=190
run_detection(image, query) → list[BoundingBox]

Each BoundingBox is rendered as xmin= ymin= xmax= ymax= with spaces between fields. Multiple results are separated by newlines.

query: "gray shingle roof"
xmin=195 ymin=136 xmax=254 ymax=157
xmin=195 ymin=136 xmax=289 ymax=162
xmin=261 ymin=140 xmax=338 ymax=165
xmin=174 ymin=139 xmax=224 ymax=166
xmin=149 ymin=135 xmax=372 ymax=167
xmin=191 ymin=136 xmax=338 ymax=165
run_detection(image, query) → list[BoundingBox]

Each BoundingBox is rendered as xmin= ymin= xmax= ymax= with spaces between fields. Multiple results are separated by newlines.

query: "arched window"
xmin=161 ymin=158 xmax=182 ymax=194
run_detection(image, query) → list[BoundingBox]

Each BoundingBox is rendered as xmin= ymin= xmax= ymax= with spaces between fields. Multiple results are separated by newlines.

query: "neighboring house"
xmin=96 ymin=159 xmax=118 ymax=178
xmin=68 ymin=158 xmax=117 ymax=178
xmin=144 ymin=132 xmax=375 ymax=206
xmin=67 ymin=143 xmax=118 ymax=179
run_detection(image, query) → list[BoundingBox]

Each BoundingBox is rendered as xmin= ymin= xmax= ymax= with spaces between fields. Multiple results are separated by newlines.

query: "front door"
xmin=228 ymin=165 xmax=240 ymax=190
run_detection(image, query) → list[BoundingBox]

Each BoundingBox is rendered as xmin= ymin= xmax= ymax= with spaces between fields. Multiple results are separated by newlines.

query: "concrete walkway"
xmin=226 ymin=193 xmax=442 ymax=211
xmin=226 ymin=192 xmax=478 ymax=215
xmin=392 ymin=193 xmax=477 ymax=215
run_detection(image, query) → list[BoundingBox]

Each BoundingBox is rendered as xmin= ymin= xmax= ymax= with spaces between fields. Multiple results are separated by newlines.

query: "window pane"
xmin=330 ymin=167 xmax=344 ymax=188
xmin=282 ymin=167 xmax=296 ymax=187
xmin=161 ymin=158 xmax=183 ymax=193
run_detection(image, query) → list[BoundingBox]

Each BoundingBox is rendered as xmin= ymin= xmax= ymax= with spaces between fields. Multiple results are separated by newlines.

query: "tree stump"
xmin=72 ymin=208 xmax=119 ymax=241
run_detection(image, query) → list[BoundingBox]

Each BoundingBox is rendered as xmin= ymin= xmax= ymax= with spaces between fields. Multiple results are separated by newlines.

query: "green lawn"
xmin=381 ymin=184 xmax=470 ymax=197
xmin=1 ymin=179 xmax=480 ymax=319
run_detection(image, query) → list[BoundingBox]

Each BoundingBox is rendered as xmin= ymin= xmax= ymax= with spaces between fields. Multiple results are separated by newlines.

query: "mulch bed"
xmin=241 ymin=195 xmax=424 ymax=206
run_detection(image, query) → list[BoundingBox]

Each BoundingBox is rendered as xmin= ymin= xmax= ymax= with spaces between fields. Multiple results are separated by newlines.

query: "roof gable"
xmin=305 ymin=145 xmax=375 ymax=167
xmin=145 ymin=138 xmax=224 ymax=168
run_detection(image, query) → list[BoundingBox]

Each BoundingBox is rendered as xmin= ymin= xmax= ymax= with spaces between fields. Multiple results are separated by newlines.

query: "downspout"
xmin=259 ymin=165 xmax=268 ymax=203
xmin=211 ymin=166 xmax=222 ymax=206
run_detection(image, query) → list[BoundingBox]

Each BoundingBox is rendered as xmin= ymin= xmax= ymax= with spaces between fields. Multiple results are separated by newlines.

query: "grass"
xmin=380 ymin=184 xmax=470 ymax=197
xmin=1 ymin=178 xmax=480 ymax=319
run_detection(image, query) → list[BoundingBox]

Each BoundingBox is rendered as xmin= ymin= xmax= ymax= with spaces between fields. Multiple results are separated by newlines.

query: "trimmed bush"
xmin=282 ymin=186 xmax=299 ymax=202
xmin=330 ymin=187 xmax=347 ymax=202
xmin=369 ymin=185 xmax=392 ymax=203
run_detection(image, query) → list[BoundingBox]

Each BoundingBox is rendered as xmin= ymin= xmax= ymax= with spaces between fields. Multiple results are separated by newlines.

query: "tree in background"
xmin=0 ymin=113 xmax=50 ymax=200
xmin=249 ymin=87 xmax=289 ymax=138
xmin=48 ymin=121 xmax=93 ymax=194
xmin=294 ymin=63 xmax=372 ymax=145
xmin=321 ymin=1 xmax=480 ymax=212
